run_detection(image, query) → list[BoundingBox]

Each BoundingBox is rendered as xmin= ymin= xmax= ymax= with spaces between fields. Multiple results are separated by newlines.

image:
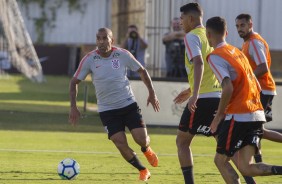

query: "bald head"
xmin=96 ymin=27 xmax=114 ymax=57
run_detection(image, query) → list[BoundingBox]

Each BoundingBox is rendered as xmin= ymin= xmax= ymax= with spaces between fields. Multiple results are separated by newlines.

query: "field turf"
xmin=0 ymin=75 xmax=281 ymax=183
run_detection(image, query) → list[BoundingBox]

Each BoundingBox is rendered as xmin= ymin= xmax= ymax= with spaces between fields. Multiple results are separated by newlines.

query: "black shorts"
xmin=178 ymin=98 xmax=220 ymax=136
xmin=260 ymin=92 xmax=274 ymax=122
xmin=216 ymin=119 xmax=263 ymax=157
xmin=99 ymin=102 xmax=145 ymax=139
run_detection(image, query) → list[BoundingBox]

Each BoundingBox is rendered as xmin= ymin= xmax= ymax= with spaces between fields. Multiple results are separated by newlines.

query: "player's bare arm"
xmin=173 ymin=88 xmax=191 ymax=104
xmin=254 ymin=63 xmax=268 ymax=77
xmin=162 ymin=32 xmax=175 ymax=43
xmin=69 ymin=77 xmax=81 ymax=126
xmin=162 ymin=31 xmax=185 ymax=43
xmin=256 ymin=163 xmax=273 ymax=174
xmin=188 ymin=55 xmax=203 ymax=112
xmin=138 ymin=67 xmax=160 ymax=112
xmin=211 ymin=77 xmax=233 ymax=133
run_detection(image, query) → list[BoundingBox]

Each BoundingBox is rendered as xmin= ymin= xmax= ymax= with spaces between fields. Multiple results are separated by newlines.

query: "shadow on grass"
xmin=0 ymin=75 xmax=177 ymax=135
xmin=0 ymin=110 xmax=177 ymax=134
xmin=0 ymin=171 xmax=182 ymax=176
xmin=0 ymin=75 xmax=96 ymax=102
xmin=0 ymin=110 xmax=104 ymax=133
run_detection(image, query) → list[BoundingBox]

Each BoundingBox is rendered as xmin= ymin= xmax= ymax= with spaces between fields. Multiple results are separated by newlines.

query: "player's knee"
xmin=214 ymin=156 xmax=220 ymax=167
xmin=134 ymin=134 xmax=149 ymax=148
xmin=146 ymin=135 xmax=150 ymax=146
xmin=112 ymin=138 xmax=128 ymax=150
xmin=238 ymin=168 xmax=251 ymax=176
xmin=176 ymin=134 xmax=190 ymax=149
xmin=214 ymin=154 xmax=224 ymax=168
xmin=237 ymin=165 xmax=252 ymax=176
xmin=176 ymin=135 xmax=182 ymax=148
xmin=136 ymin=137 xmax=147 ymax=147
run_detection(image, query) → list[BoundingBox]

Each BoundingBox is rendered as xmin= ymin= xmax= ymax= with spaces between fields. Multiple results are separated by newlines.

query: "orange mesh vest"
xmin=208 ymin=44 xmax=263 ymax=114
xmin=242 ymin=33 xmax=276 ymax=92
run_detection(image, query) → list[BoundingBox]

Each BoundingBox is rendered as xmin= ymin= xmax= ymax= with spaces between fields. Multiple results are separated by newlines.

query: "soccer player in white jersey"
xmin=69 ymin=28 xmax=160 ymax=181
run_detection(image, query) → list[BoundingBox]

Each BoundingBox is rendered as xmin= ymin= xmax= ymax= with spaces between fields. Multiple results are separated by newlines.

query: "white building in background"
xmin=18 ymin=0 xmax=111 ymax=44
xmin=145 ymin=0 xmax=282 ymax=77
xmin=17 ymin=0 xmax=282 ymax=77
xmin=18 ymin=0 xmax=282 ymax=48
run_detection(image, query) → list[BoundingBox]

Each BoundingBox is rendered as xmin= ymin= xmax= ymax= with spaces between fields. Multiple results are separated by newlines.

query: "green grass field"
xmin=0 ymin=75 xmax=282 ymax=184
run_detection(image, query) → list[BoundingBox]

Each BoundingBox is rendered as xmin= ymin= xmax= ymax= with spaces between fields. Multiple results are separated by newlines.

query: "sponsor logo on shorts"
xmin=197 ymin=125 xmax=211 ymax=134
xmin=235 ymin=140 xmax=242 ymax=149
xmin=111 ymin=59 xmax=120 ymax=69
xmin=104 ymin=126 xmax=109 ymax=134
xmin=252 ymin=136 xmax=260 ymax=145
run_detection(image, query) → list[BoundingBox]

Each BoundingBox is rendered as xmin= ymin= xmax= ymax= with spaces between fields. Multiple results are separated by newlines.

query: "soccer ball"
xmin=57 ymin=158 xmax=80 ymax=180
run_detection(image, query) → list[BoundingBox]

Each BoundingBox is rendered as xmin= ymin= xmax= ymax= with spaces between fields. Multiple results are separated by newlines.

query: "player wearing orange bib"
xmin=235 ymin=14 xmax=282 ymax=166
xmin=206 ymin=16 xmax=282 ymax=184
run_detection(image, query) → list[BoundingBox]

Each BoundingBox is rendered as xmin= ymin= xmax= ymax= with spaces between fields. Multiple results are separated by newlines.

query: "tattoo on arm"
xmin=256 ymin=163 xmax=272 ymax=174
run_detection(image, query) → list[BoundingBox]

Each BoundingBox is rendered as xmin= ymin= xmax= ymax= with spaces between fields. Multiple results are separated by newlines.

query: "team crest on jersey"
xmin=111 ymin=59 xmax=120 ymax=69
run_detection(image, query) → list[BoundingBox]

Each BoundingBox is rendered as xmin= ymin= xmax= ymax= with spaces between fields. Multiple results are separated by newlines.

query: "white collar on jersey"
xmin=216 ymin=41 xmax=227 ymax=48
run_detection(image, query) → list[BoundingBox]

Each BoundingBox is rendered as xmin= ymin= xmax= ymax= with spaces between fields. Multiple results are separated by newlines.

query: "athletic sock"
xmin=181 ymin=166 xmax=194 ymax=184
xmin=141 ymin=147 xmax=148 ymax=153
xmin=254 ymin=154 xmax=262 ymax=163
xmin=271 ymin=166 xmax=282 ymax=175
xmin=243 ymin=176 xmax=256 ymax=184
xmin=128 ymin=155 xmax=146 ymax=171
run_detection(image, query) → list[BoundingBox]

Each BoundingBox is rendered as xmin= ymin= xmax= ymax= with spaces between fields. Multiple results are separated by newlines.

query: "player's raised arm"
xmin=137 ymin=67 xmax=160 ymax=112
xmin=69 ymin=77 xmax=81 ymax=126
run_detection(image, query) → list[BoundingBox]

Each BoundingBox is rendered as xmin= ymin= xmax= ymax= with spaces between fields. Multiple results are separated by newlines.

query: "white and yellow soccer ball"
xmin=57 ymin=158 xmax=80 ymax=180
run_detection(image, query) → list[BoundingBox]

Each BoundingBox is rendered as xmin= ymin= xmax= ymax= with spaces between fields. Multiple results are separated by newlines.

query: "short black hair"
xmin=236 ymin=13 xmax=252 ymax=22
xmin=180 ymin=3 xmax=203 ymax=16
xmin=97 ymin=27 xmax=113 ymax=38
xmin=128 ymin=24 xmax=138 ymax=30
xmin=206 ymin=16 xmax=227 ymax=35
